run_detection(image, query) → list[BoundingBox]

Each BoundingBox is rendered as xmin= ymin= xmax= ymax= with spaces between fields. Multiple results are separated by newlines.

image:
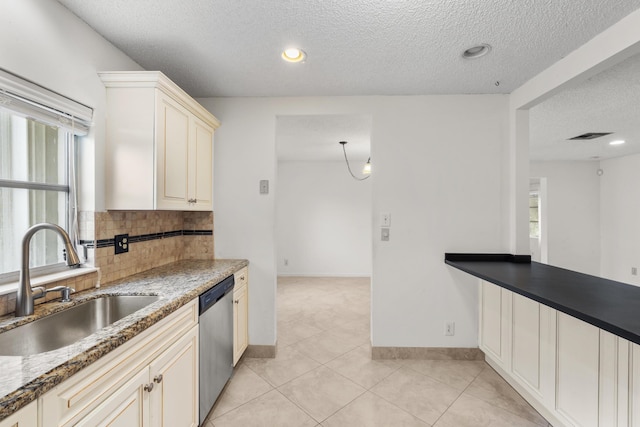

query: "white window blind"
xmin=0 ymin=68 xmax=92 ymax=136
xmin=0 ymin=69 xmax=92 ymax=282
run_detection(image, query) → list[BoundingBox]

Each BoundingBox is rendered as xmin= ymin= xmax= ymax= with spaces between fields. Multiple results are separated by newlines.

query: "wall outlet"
xmin=259 ymin=180 xmax=269 ymax=194
xmin=380 ymin=212 xmax=391 ymax=227
xmin=115 ymin=233 xmax=129 ymax=255
xmin=633 ymin=267 xmax=638 ymax=276
xmin=284 ymin=258 xmax=289 ymax=266
xmin=445 ymin=321 xmax=455 ymax=336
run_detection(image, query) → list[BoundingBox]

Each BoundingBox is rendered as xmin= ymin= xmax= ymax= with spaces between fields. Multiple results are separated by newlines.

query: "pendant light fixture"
xmin=339 ymin=141 xmax=370 ymax=181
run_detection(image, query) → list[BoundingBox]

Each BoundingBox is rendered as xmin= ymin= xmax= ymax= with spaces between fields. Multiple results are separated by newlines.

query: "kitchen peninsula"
xmin=446 ymin=253 xmax=640 ymax=427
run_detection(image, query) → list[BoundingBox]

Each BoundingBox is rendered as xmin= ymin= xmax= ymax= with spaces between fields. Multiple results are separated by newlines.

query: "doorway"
xmin=274 ymin=114 xmax=373 ymax=352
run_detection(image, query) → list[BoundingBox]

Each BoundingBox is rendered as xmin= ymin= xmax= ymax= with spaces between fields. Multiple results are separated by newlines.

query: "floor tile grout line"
xmin=464 ymin=365 xmax=550 ymax=426
xmin=429 ymin=363 xmax=479 ymax=426
xmin=208 ymin=366 xmax=275 ymax=421
xmin=270 ymin=388 xmax=320 ymax=425
xmin=400 ymin=359 xmax=486 ymax=392
xmin=367 ymin=386 xmax=436 ymax=425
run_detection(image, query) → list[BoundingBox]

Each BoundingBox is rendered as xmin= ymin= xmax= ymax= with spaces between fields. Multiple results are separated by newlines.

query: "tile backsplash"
xmin=0 ymin=210 xmax=214 ymax=316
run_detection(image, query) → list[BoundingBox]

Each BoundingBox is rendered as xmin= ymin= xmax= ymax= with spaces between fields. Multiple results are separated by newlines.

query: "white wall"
xmin=0 ymin=0 xmax=142 ymax=211
xmin=202 ymin=95 xmax=509 ymax=347
xmin=530 ymin=161 xmax=601 ymax=276
xmin=600 ymin=153 xmax=640 ymax=286
xmin=277 ymin=161 xmax=372 ymax=277
xmin=510 ymin=9 xmax=640 ymax=257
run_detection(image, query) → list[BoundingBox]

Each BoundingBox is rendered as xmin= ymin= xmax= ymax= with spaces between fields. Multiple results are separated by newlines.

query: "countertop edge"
xmin=445 ymin=254 xmax=640 ymax=345
xmin=0 ymin=259 xmax=248 ymax=420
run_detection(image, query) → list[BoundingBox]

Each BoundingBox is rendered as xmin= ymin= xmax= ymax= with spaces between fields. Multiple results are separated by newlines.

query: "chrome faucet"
xmin=16 ymin=223 xmax=81 ymax=317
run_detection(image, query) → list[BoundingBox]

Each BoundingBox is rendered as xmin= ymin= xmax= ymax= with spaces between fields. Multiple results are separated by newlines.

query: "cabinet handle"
xmin=240 ymin=275 xmax=245 ymax=281
xmin=144 ymin=383 xmax=154 ymax=392
xmin=154 ymin=374 xmax=163 ymax=384
xmin=188 ymin=198 xmax=198 ymax=204
xmin=234 ymin=299 xmax=239 ymax=304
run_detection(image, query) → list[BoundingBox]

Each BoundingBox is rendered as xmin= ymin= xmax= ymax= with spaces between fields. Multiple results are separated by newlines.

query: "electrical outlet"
xmin=380 ymin=212 xmax=391 ymax=227
xmin=115 ymin=233 xmax=129 ymax=255
xmin=445 ymin=321 xmax=455 ymax=336
xmin=284 ymin=258 xmax=289 ymax=266
xmin=633 ymin=267 xmax=638 ymax=276
xmin=259 ymin=180 xmax=269 ymax=194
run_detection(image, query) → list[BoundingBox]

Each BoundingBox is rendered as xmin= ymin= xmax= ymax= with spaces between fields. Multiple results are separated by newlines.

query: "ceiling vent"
xmin=568 ymin=132 xmax=612 ymax=140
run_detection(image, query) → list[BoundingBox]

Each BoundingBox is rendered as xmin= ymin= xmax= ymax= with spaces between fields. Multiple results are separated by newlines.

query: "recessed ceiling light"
xmin=609 ymin=140 xmax=626 ymax=146
xmin=462 ymin=44 xmax=491 ymax=59
xmin=282 ymin=48 xmax=306 ymax=63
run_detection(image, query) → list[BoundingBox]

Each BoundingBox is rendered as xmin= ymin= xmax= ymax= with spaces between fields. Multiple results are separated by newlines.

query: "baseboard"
xmin=277 ymin=274 xmax=371 ymax=278
xmin=371 ymin=346 xmax=485 ymax=360
xmin=244 ymin=344 xmax=277 ymax=358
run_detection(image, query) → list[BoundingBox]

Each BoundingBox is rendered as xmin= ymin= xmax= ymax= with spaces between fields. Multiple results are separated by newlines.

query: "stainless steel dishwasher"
xmin=199 ymin=274 xmax=235 ymax=424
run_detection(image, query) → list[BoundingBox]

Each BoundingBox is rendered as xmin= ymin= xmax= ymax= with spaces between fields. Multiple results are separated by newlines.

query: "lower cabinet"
xmin=479 ymin=280 xmax=640 ymax=427
xmin=0 ymin=400 xmax=37 ymax=427
xmin=75 ymin=368 xmax=148 ymax=427
xmin=40 ymin=300 xmax=199 ymax=427
xmin=149 ymin=326 xmax=198 ymax=427
xmin=233 ymin=267 xmax=249 ymax=366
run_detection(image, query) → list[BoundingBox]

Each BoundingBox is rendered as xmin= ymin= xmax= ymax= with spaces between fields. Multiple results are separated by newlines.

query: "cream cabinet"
xmin=479 ymin=279 xmax=640 ymax=427
xmin=99 ymin=71 xmax=219 ymax=211
xmin=40 ymin=300 xmax=198 ymax=427
xmin=233 ymin=267 xmax=249 ymax=366
xmin=479 ymin=280 xmax=511 ymax=369
xmin=0 ymin=400 xmax=36 ymax=427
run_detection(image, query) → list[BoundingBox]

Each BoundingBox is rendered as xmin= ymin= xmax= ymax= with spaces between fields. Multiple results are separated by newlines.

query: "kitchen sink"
xmin=0 ymin=295 xmax=160 ymax=356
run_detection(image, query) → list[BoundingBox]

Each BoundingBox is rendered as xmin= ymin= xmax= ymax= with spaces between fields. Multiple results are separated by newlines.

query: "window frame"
xmin=0 ymin=111 xmax=78 ymax=285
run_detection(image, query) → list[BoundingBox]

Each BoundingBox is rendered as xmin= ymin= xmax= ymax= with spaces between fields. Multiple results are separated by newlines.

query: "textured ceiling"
xmin=530 ymin=52 xmax=640 ymax=162
xmin=277 ymin=115 xmax=371 ymax=162
xmin=57 ymin=0 xmax=640 ymax=97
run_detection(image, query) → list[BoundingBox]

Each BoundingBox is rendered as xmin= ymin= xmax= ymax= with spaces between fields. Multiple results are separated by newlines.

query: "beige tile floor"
xmin=203 ymin=276 xmax=551 ymax=427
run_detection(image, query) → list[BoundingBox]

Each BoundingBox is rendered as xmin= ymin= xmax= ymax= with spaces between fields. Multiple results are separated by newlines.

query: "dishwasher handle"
xmin=199 ymin=275 xmax=235 ymax=314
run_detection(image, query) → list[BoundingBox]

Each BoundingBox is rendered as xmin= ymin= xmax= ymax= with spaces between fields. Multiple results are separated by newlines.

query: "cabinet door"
xmin=0 ymin=400 xmax=37 ymax=427
xmin=555 ymin=312 xmax=600 ymax=427
xmin=511 ymin=294 xmax=555 ymax=406
xmin=233 ymin=283 xmax=249 ymax=366
xmin=149 ymin=325 xmax=199 ymax=427
xmin=75 ymin=367 xmax=149 ymax=427
xmin=479 ymin=281 xmax=511 ymax=369
xmin=190 ymin=116 xmax=214 ymax=210
xmin=156 ymin=92 xmax=190 ymax=209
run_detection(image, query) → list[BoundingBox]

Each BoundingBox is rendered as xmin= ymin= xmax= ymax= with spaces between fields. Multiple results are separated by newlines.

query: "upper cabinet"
xmin=99 ymin=71 xmax=220 ymax=211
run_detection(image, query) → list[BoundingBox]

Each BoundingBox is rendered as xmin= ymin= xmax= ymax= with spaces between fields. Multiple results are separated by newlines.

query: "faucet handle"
xmin=31 ymin=286 xmax=46 ymax=300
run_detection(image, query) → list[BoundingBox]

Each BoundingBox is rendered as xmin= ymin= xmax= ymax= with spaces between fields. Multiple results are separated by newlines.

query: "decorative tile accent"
xmin=0 ymin=211 xmax=214 ymax=316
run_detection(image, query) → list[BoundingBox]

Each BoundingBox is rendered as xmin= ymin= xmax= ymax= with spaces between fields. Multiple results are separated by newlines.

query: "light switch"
xmin=380 ymin=212 xmax=391 ymax=227
xmin=381 ymin=228 xmax=390 ymax=241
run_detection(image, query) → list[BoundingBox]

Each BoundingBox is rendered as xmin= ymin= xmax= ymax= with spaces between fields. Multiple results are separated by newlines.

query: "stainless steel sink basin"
xmin=0 ymin=295 xmax=160 ymax=356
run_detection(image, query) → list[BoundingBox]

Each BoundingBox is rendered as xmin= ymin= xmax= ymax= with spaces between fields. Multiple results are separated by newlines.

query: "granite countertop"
xmin=445 ymin=253 xmax=640 ymax=345
xmin=0 ymin=258 xmax=248 ymax=420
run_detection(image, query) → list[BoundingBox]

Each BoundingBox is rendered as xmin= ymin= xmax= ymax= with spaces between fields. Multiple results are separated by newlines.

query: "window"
xmin=529 ymin=192 xmax=540 ymax=238
xmin=0 ymin=69 xmax=92 ymax=283
xmin=0 ymin=111 xmax=72 ymax=278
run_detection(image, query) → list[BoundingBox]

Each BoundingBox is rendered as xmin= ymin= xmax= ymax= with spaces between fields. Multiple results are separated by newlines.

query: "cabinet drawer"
xmin=40 ymin=300 xmax=197 ymax=426
xmin=234 ymin=267 xmax=248 ymax=289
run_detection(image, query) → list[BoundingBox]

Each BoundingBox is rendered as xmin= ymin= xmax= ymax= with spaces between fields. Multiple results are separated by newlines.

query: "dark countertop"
xmin=445 ymin=253 xmax=640 ymax=345
xmin=0 ymin=259 xmax=248 ymax=421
